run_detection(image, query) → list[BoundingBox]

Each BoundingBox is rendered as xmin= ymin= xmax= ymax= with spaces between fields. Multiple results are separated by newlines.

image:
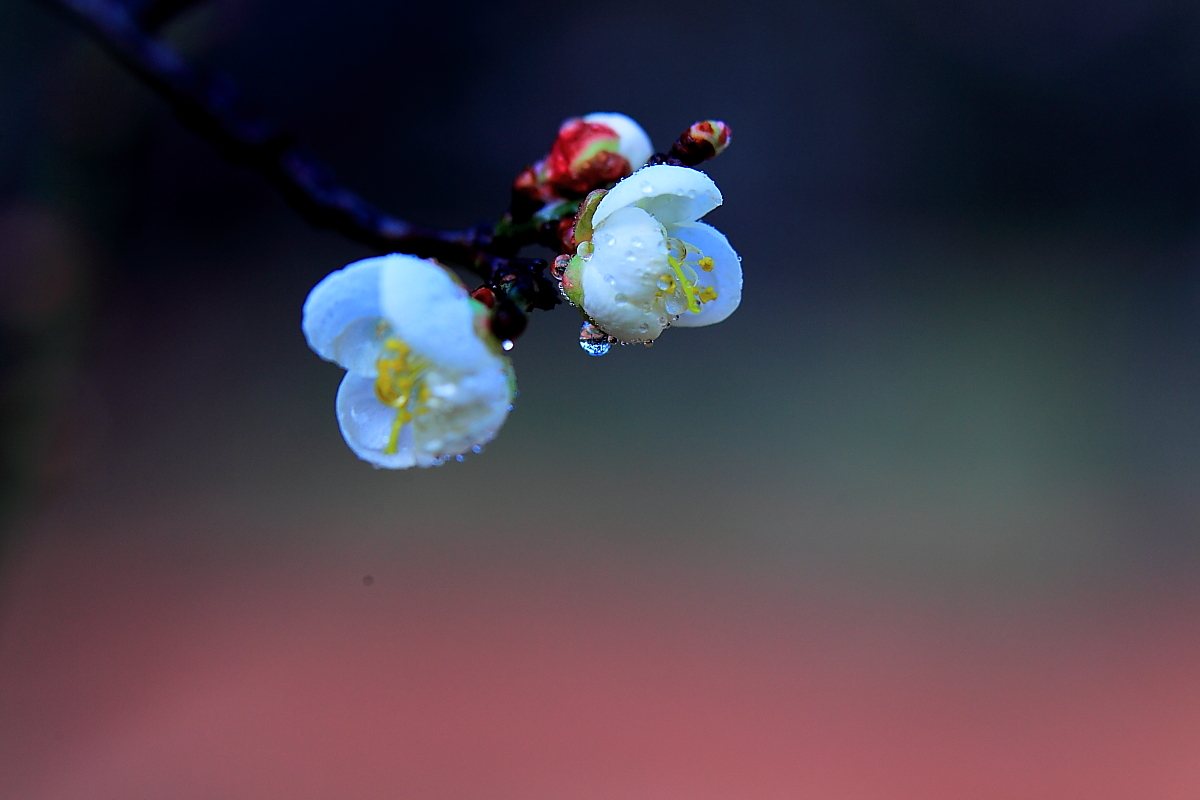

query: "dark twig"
xmin=130 ymin=0 xmax=206 ymax=31
xmin=36 ymin=0 xmax=494 ymax=273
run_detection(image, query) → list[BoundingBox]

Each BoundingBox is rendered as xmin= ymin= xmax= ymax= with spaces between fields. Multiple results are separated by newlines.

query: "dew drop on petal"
xmin=604 ymin=273 xmax=616 ymax=286
xmin=577 ymin=241 xmax=594 ymax=259
xmin=502 ymin=339 xmax=514 ymax=351
xmin=472 ymin=445 xmax=483 ymax=454
xmin=604 ymin=233 xmax=617 ymax=247
xmin=614 ymin=292 xmax=627 ymax=303
xmin=456 ymin=454 xmax=465 ymax=462
xmin=637 ymin=323 xmax=649 ymax=334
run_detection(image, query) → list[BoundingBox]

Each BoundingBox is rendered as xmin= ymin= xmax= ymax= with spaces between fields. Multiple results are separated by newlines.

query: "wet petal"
xmin=378 ymin=254 xmax=496 ymax=374
xmin=580 ymin=206 xmax=673 ymax=342
xmin=668 ymin=221 xmax=742 ymax=327
xmin=302 ymin=257 xmax=384 ymax=374
xmin=591 ymin=164 xmax=722 ymax=228
xmin=414 ymin=362 xmax=514 ymax=462
xmin=335 ymin=360 xmax=515 ymax=469
xmin=335 ymin=373 xmax=419 ymax=469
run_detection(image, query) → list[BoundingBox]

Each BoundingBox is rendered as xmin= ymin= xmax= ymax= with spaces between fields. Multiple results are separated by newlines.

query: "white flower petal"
xmin=591 ymin=164 xmax=722 ymax=229
xmin=335 ymin=361 xmax=514 ymax=470
xmin=667 ymin=221 xmax=742 ymax=328
xmin=302 ymin=257 xmax=384 ymax=374
xmin=417 ymin=361 xmax=513 ymax=460
xmin=335 ymin=373 xmax=419 ymax=469
xmin=583 ymin=112 xmax=654 ymax=171
xmin=581 ymin=206 xmax=673 ymax=342
xmin=377 ymin=254 xmax=494 ymax=373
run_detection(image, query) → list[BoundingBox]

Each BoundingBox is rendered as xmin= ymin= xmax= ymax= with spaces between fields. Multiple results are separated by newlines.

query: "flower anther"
xmin=559 ymin=164 xmax=741 ymax=343
xmin=303 ymin=254 xmax=515 ymax=468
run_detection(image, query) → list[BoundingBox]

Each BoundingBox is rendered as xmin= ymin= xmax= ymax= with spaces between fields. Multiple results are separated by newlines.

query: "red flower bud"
xmin=540 ymin=118 xmax=630 ymax=196
xmin=668 ymin=120 xmax=733 ymax=166
xmin=512 ymin=113 xmax=654 ymax=203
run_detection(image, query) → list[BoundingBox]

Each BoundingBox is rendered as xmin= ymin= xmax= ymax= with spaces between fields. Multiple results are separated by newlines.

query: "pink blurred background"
xmin=5 ymin=0 xmax=1200 ymax=796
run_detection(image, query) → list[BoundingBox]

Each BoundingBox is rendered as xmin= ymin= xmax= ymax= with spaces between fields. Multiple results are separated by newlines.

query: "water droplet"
xmin=581 ymin=341 xmax=610 ymax=356
xmin=644 ymin=340 xmax=654 ymax=348
xmin=640 ymin=182 xmax=654 ymax=194
xmin=507 ymin=404 xmax=514 ymax=411
xmin=630 ymin=236 xmax=643 ymax=248
xmin=637 ymin=323 xmax=649 ymax=333
xmin=579 ymin=321 xmax=614 ymax=356
xmin=656 ymin=275 xmax=674 ymax=291
xmin=614 ymin=292 xmax=627 ymax=303
xmin=456 ymin=454 xmax=465 ymax=462
xmin=604 ymin=274 xmax=616 ymax=286
xmin=577 ymin=241 xmax=594 ymax=259
xmin=665 ymin=295 xmax=686 ymax=315
xmin=603 ymin=233 xmax=617 ymax=247
xmin=471 ymin=445 xmax=483 ymax=454
xmin=501 ymin=339 xmax=514 ymax=351
xmin=667 ymin=237 xmax=686 ymax=262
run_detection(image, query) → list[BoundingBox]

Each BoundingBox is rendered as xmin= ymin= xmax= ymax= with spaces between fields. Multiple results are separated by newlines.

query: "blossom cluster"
xmin=304 ymin=113 xmax=741 ymax=468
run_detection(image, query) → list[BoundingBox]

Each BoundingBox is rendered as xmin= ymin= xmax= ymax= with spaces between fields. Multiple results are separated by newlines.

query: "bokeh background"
xmin=4 ymin=0 xmax=1200 ymax=797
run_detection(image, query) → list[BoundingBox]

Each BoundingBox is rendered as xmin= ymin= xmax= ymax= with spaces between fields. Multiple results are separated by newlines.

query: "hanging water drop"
xmin=456 ymin=454 xmax=465 ymax=462
xmin=579 ymin=321 xmax=614 ymax=356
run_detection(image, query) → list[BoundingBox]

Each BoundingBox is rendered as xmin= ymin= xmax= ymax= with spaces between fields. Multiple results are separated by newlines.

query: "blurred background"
xmin=3 ymin=0 xmax=1200 ymax=797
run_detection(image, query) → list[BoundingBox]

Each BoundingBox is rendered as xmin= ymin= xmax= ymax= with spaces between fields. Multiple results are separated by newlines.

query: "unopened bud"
xmin=668 ymin=120 xmax=733 ymax=166
xmin=513 ymin=113 xmax=655 ymax=203
xmin=541 ymin=118 xmax=629 ymax=196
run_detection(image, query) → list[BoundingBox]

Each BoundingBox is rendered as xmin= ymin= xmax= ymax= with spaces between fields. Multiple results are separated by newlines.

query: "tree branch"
xmin=36 ymin=0 xmax=493 ymax=272
xmin=132 ymin=0 xmax=206 ymax=32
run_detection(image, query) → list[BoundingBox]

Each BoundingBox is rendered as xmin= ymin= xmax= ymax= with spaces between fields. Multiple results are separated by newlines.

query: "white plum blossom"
xmin=303 ymin=254 xmax=514 ymax=468
xmin=560 ymin=164 xmax=741 ymax=343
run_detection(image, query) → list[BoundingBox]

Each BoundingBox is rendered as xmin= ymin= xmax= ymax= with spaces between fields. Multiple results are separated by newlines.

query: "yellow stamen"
xmin=698 ymin=286 xmax=719 ymax=304
xmin=374 ymin=337 xmax=429 ymax=455
xmin=698 ymin=256 xmax=715 ymax=272
xmin=667 ymin=254 xmax=701 ymax=314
